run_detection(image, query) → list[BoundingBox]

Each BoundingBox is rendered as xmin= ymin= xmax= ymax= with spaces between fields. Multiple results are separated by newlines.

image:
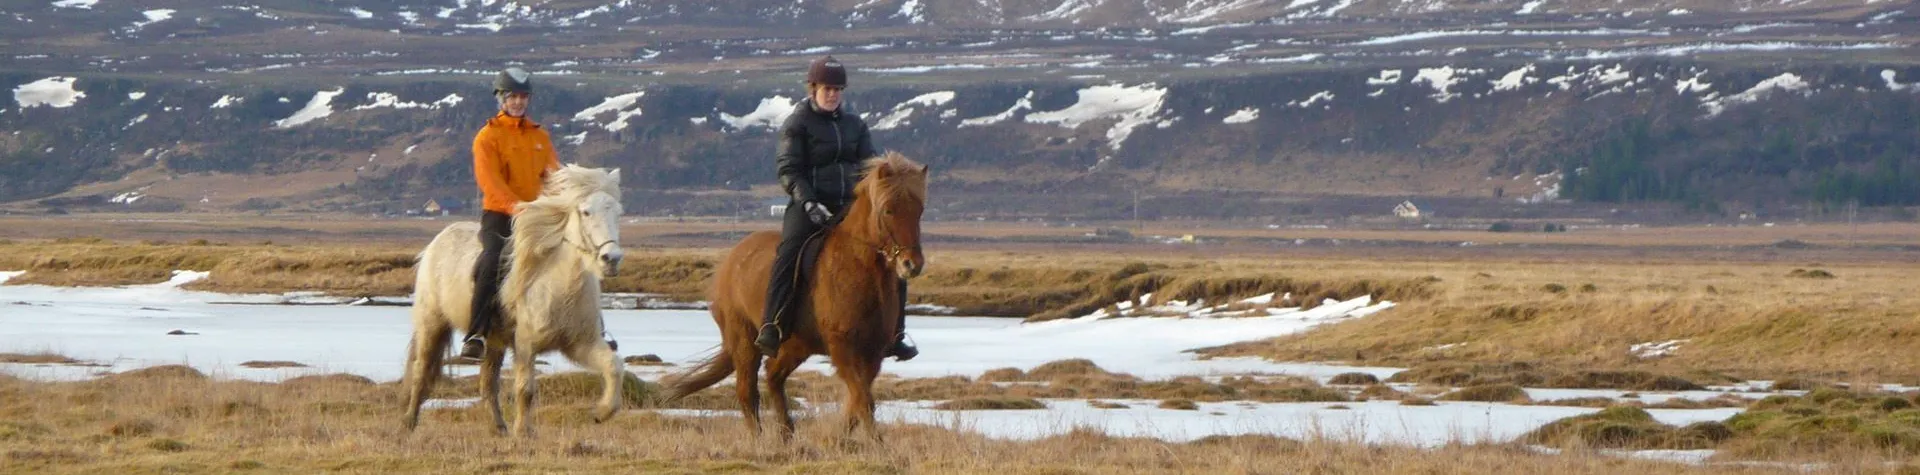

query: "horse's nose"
xmin=601 ymin=249 xmax=624 ymax=273
xmin=905 ymin=259 xmax=923 ymax=278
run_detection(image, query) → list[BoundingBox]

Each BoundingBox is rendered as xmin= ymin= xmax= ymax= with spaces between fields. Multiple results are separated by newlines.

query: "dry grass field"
xmin=0 ymin=368 xmax=1855 ymax=475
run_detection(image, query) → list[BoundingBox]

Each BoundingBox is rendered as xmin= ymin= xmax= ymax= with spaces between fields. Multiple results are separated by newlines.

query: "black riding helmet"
xmin=806 ymin=56 xmax=846 ymax=87
xmin=493 ymin=67 xmax=533 ymax=95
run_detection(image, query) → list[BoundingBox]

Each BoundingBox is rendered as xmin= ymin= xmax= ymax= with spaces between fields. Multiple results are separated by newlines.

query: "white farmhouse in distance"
xmin=1393 ymin=200 xmax=1421 ymax=219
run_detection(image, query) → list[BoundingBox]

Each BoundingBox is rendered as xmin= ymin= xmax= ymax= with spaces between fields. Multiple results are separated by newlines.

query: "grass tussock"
xmin=870 ymin=360 xmax=1348 ymax=403
xmin=1522 ymin=406 xmax=1728 ymax=450
xmin=1438 ymin=384 xmax=1529 ymax=403
xmin=933 ymin=397 xmax=1046 ymax=411
xmin=0 ymin=353 xmax=88 ymax=365
xmin=1386 ymin=362 xmax=1711 ymax=392
xmin=238 ymin=360 xmax=307 ymax=369
xmin=1158 ymin=398 xmax=1200 ymax=410
xmin=1328 ymin=372 xmax=1381 ymax=385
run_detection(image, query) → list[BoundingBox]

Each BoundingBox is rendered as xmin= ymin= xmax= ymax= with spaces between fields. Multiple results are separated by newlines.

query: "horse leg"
xmin=828 ymin=345 xmax=884 ymax=443
xmin=563 ymin=338 xmax=625 ymax=423
xmin=478 ymin=342 xmax=509 ymax=435
xmin=763 ymin=347 xmax=809 ymax=442
xmin=402 ymin=318 xmax=451 ymax=431
xmin=731 ymin=346 xmax=764 ymax=435
xmin=508 ymin=341 xmax=539 ymax=438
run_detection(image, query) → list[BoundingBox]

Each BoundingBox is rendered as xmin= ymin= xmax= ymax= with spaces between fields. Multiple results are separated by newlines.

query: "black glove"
xmin=803 ymin=201 xmax=834 ymax=225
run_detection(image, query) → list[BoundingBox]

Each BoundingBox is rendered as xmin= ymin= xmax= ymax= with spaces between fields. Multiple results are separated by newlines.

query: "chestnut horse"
xmin=663 ymin=152 xmax=928 ymax=441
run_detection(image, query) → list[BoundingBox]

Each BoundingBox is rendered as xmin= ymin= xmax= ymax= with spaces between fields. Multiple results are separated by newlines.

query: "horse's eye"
xmin=583 ymin=210 xmax=592 ymax=217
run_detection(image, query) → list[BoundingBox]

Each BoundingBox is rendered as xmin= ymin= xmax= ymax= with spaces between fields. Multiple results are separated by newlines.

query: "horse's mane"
xmin=502 ymin=165 xmax=620 ymax=316
xmin=854 ymin=151 xmax=926 ymax=205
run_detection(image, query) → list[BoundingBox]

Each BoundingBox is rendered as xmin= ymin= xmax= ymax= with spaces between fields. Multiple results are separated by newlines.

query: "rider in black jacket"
xmin=754 ymin=56 xmax=918 ymax=361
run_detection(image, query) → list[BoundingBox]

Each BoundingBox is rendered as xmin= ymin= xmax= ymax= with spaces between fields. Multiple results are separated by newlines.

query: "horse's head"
xmin=857 ymin=152 xmax=929 ymax=280
xmin=535 ymin=165 xmax=626 ymax=277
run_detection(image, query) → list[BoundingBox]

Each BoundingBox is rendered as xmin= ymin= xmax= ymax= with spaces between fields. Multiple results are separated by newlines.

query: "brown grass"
xmin=933 ymin=397 xmax=1047 ymax=411
xmin=0 ymin=353 xmax=86 ymax=365
xmin=1203 ymin=258 xmax=1920 ymax=383
xmin=237 ymin=361 xmax=308 ymax=369
xmin=33 ymin=373 xmax=1797 ymax=475
xmin=869 ymin=360 xmax=1350 ymax=403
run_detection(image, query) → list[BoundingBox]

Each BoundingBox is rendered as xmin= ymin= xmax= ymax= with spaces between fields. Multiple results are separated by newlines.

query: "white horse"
xmin=401 ymin=165 xmax=627 ymax=437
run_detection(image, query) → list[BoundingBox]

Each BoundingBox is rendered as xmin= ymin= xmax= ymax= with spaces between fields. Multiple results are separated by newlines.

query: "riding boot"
xmin=886 ymin=279 xmax=918 ymax=361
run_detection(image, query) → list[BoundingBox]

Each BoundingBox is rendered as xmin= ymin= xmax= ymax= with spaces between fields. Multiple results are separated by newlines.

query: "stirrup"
xmin=754 ymin=323 xmax=784 ymax=354
xmin=457 ymin=336 xmax=486 ymax=359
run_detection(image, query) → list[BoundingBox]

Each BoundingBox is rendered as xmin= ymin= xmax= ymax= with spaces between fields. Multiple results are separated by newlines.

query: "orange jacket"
xmin=473 ymin=112 xmax=560 ymax=215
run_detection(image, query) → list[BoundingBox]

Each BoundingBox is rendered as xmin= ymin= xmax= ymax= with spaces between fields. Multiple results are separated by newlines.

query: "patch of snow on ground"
xmin=1025 ymin=0 xmax=1101 ymax=22
xmin=347 ymin=7 xmax=373 ymax=19
xmin=1412 ymin=66 xmax=1480 ymax=103
xmin=127 ymin=92 xmax=146 ymax=101
xmin=1668 ymin=8 xmax=1690 ymax=15
xmin=1159 ymin=0 xmax=1267 ymax=23
xmin=210 ymin=95 xmax=241 ymax=108
xmin=132 ymin=9 xmax=175 ymax=30
xmin=0 ymin=271 xmax=22 ymax=284
xmin=1675 ymin=72 xmax=1712 ymax=94
xmin=961 ymin=91 xmax=1034 ymax=127
xmin=718 ymin=95 xmax=796 ymax=131
xmin=1566 ymin=42 xmax=1897 ymax=60
xmin=1222 ymin=107 xmax=1259 ymax=124
xmin=1883 ymin=70 xmax=1915 ymax=92
xmin=352 ymin=93 xmax=462 ymax=111
xmin=894 ymin=0 xmax=926 ymax=24
xmin=13 ymin=77 xmax=85 ymax=109
xmin=1368 ymin=69 xmax=1402 ymax=86
xmin=1287 ymin=91 xmax=1334 ymax=108
xmin=572 ymin=91 xmax=646 ymax=132
xmin=272 ymin=88 xmax=345 ymax=128
xmin=124 ymin=113 xmax=147 ymax=128
xmin=1515 ymin=0 xmax=1545 ymax=14
xmin=109 ymin=191 xmax=145 ymax=204
xmin=869 ymin=64 xmax=991 ymax=74
xmin=873 ymin=91 xmax=956 ymax=131
xmin=52 ymin=0 xmax=98 ymax=9
xmin=1700 ymin=73 xmax=1810 ymax=118
xmin=1630 ymin=339 xmax=1688 ymax=359
xmin=1490 ymin=64 xmax=1537 ymax=92
xmin=1024 ymin=83 xmax=1167 ymax=150
xmin=562 ymin=131 xmax=587 ymax=146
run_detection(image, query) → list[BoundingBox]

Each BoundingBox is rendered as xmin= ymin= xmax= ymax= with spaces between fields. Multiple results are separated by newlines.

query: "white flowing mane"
xmin=502 ymin=165 xmax=620 ymax=321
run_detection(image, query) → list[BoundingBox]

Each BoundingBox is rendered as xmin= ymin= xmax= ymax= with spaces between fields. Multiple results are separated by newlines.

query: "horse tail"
xmin=660 ymin=349 xmax=732 ymax=402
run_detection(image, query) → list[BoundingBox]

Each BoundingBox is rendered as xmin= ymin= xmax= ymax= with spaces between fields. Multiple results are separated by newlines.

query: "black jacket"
xmin=776 ymin=99 xmax=876 ymax=212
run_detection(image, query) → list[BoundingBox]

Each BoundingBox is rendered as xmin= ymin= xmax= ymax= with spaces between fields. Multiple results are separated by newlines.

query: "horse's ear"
xmin=873 ymin=162 xmax=892 ymax=180
xmin=609 ymin=168 xmax=621 ymax=181
xmin=919 ymin=164 xmax=929 ymax=176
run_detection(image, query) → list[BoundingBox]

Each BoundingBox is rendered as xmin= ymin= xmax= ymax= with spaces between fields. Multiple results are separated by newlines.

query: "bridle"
xmin=570 ymin=193 xmax=618 ymax=258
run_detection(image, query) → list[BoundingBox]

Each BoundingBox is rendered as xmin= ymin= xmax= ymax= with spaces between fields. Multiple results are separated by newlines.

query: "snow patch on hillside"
xmin=573 ymin=91 xmax=647 ymax=132
xmin=1222 ymin=107 xmax=1259 ymax=124
xmin=873 ymin=91 xmax=956 ymax=131
xmin=1490 ymin=64 xmax=1537 ymax=92
xmin=719 ymin=95 xmax=797 ymax=131
xmin=1287 ymin=91 xmax=1334 ymax=108
xmin=1883 ymin=70 xmax=1915 ymax=92
xmin=1024 ymin=83 xmax=1167 ymax=150
xmin=960 ymin=91 xmax=1034 ymax=128
xmin=1412 ymin=66 xmax=1482 ymax=103
xmin=352 ymin=93 xmax=463 ymax=111
xmin=1700 ymin=73 xmax=1810 ymax=118
xmin=13 ymin=77 xmax=85 ymax=109
xmin=272 ymin=88 xmax=345 ymax=129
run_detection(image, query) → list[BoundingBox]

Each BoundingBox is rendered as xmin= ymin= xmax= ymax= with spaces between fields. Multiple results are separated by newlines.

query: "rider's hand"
xmin=803 ymin=201 xmax=834 ymax=225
